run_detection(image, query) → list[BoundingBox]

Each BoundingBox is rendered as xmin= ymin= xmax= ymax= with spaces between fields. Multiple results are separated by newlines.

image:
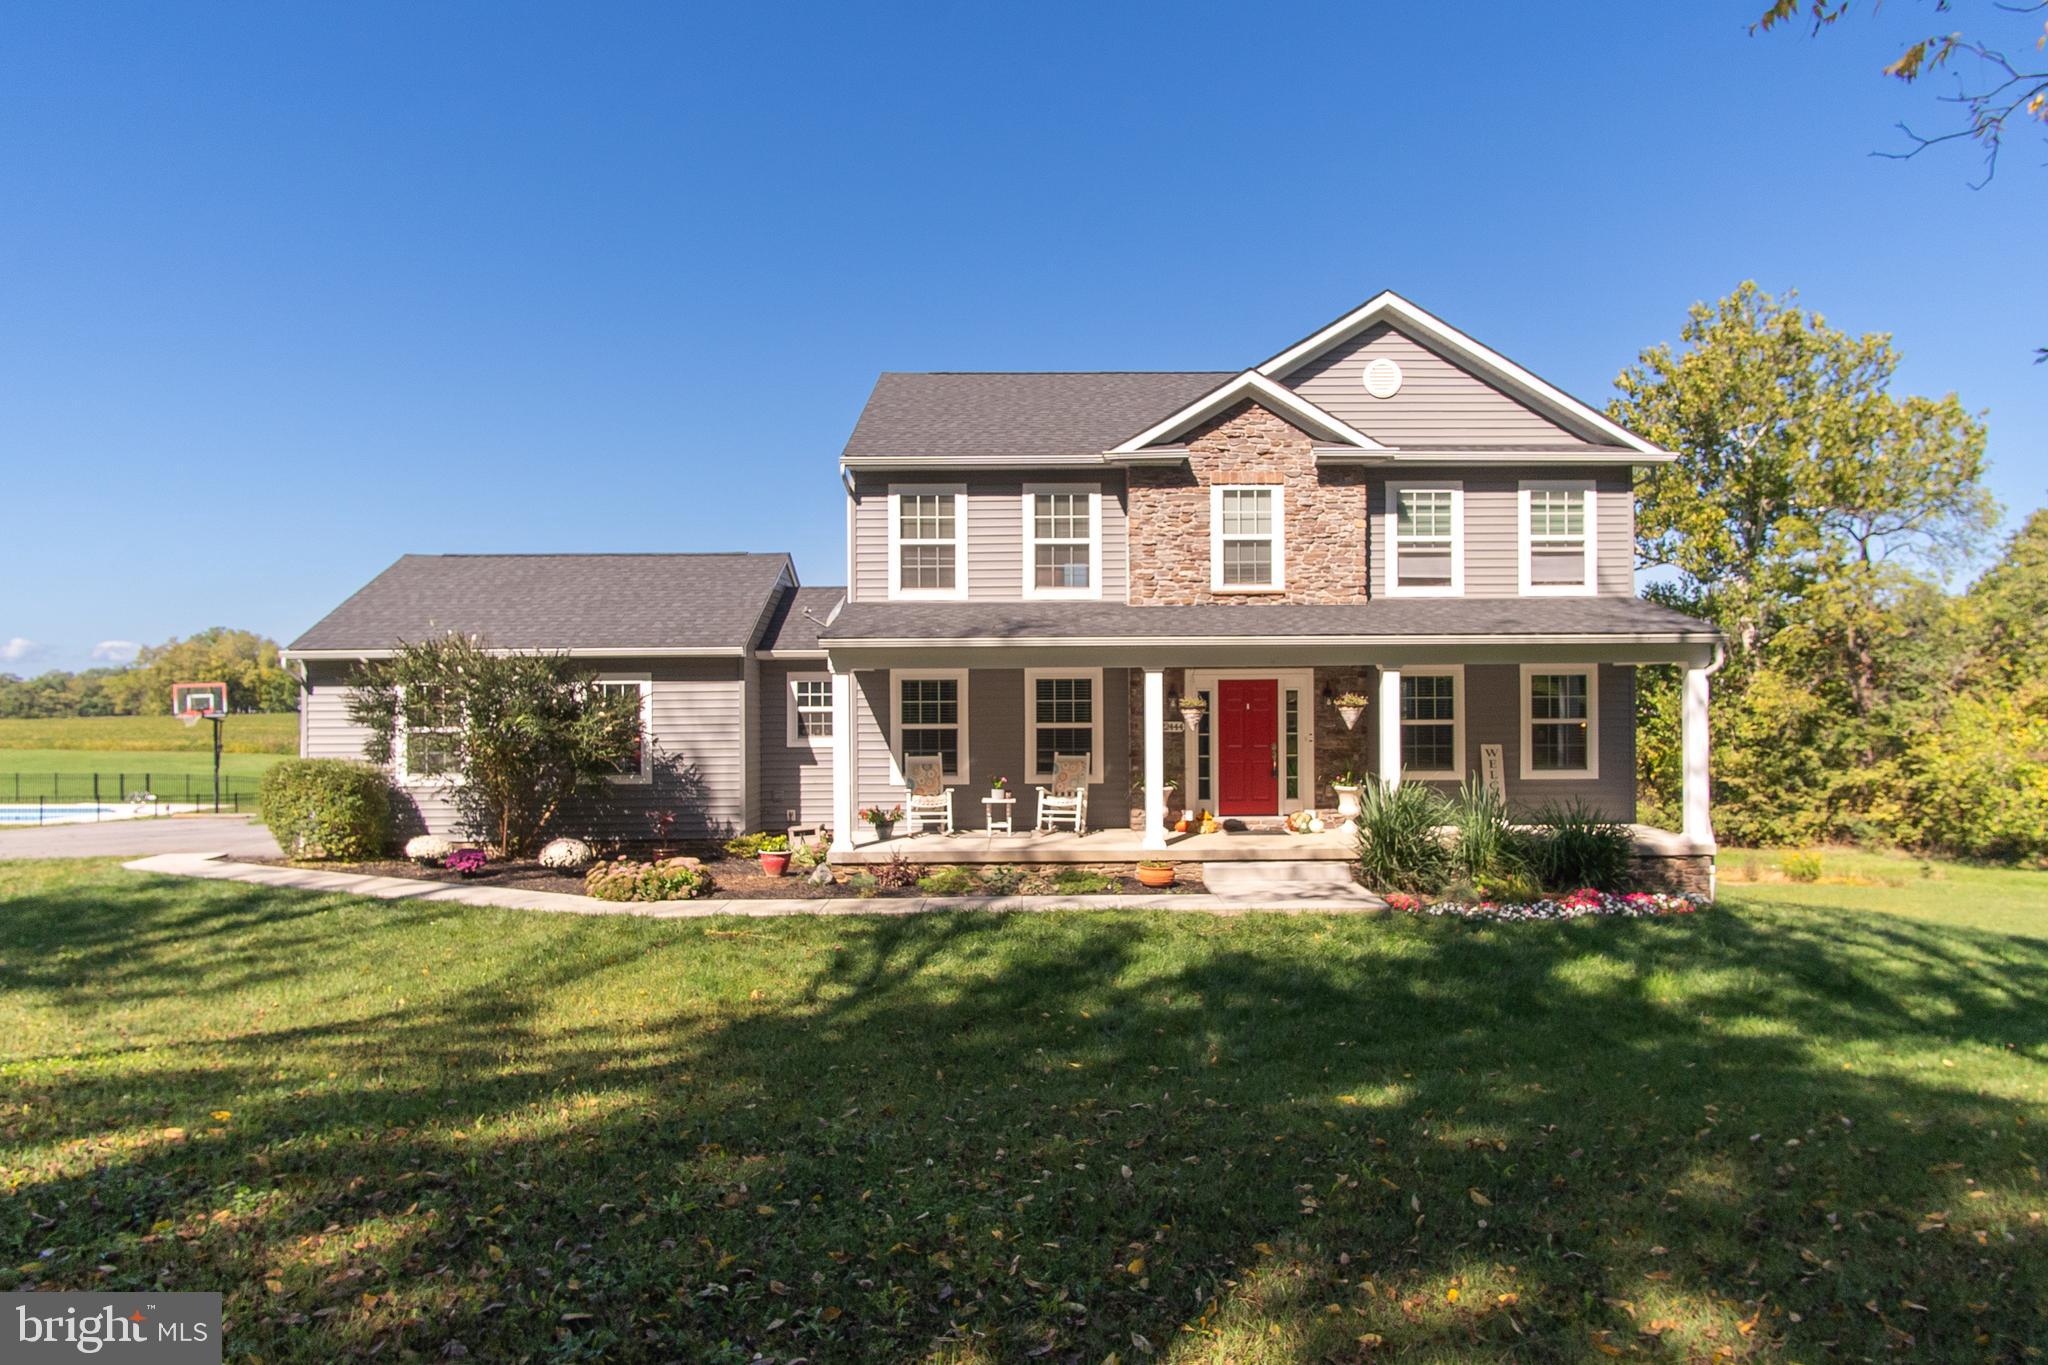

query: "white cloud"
xmin=0 ymin=637 xmax=42 ymax=663
xmin=91 ymin=640 xmax=142 ymax=664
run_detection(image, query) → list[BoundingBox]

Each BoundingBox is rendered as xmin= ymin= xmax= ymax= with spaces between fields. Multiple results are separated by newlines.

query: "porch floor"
xmin=830 ymin=824 xmax=1712 ymax=865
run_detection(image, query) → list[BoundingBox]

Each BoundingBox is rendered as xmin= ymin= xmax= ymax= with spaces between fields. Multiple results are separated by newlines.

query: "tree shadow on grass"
xmin=3 ymin=871 xmax=2046 ymax=1362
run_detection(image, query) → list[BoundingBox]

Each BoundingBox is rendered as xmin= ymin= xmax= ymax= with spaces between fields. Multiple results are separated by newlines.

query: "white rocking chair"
xmin=1034 ymin=754 xmax=1090 ymax=835
xmin=903 ymin=755 xmax=955 ymax=835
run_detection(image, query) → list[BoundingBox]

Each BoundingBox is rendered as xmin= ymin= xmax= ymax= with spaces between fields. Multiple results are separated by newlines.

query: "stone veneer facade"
xmin=1126 ymin=401 xmax=1369 ymax=605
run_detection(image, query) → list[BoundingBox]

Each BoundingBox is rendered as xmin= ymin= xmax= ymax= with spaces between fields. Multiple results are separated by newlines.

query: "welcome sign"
xmin=4 ymin=1294 xmax=221 ymax=1363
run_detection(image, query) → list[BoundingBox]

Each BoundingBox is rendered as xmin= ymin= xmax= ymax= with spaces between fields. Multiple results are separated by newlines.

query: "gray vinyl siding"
xmin=758 ymin=661 xmax=835 ymax=827
xmin=1284 ymin=323 xmax=1583 ymax=445
xmin=299 ymin=657 xmax=749 ymax=842
xmin=1361 ymin=662 xmax=1636 ymax=821
xmin=1368 ymin=468 xmax=1633 ymax=598
xmin=848 ymin=666 xmax=1130 ymax=831
xmin=849 ymin=474 xmax=1128 ymax=604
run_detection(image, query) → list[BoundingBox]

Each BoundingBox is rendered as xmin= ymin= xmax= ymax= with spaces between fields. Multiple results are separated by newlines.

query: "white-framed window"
xmin=1023 ymin=667 xmax=1104 ymax=783
xmin=1520 ymin=664 xmax=1600 ymax=780
xmin=1399 ymin=665 xmax=1466 ymax=781
xmin=1384 ymin=481 xmax=1463 ymax=596
xmin=785 ymin=672 xmax=833 ymax=747
xmin=891 ymin=668 xmax=969 ymax=784
xmin=397 ymin=686 xmax=461 ymax=785
xmin=1021 ymin=484 xmax=1102 ymax=599
xmin=593 ymin=674 xmax=652 ymax=783
xmin=1210 ymin=484 xmax=1285 ymax=592
xmin=887 ymin=484 xmax=967 ymax=600
xmin=1519 ymin=480 xmax=1597 ymax=595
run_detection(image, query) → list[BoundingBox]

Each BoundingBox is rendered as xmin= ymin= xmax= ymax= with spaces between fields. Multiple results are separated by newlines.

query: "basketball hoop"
xmin=170 ymin=682 xmax=230 ymax=811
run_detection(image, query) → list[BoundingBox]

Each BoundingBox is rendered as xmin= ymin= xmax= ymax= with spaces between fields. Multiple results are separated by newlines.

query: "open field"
xmin=0 ymin=747 xmax=281 ymax=783
xmin=0 ymin=714 xmax=298 ymax=754
xmin=2 ymin=856 xmax=2042 ymax=1361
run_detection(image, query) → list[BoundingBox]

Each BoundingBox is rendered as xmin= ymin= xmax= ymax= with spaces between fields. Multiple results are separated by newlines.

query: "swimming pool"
xmin=0 ymin=803 xmax=145 ymax=826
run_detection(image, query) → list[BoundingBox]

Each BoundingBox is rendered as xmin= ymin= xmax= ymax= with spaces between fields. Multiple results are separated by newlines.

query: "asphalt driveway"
xmin=0 ymin=815 xmax=282 ymax=860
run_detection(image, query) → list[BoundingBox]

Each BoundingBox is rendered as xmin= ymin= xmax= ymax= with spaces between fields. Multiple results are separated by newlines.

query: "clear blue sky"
xmin=3 ymin=2 xmax=2042 ymax=673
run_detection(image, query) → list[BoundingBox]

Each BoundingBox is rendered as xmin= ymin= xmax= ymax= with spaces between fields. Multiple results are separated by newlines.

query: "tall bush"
xmin=259 ymin=759 xmax=393 ymax=861
xmin=1447 ymin=778 xmax=1522 ymax=884
xmin=1354 ymin=782 xmax=1451 ymax=894
xmin=1519 ymin=799 xmax=1632 ymax=892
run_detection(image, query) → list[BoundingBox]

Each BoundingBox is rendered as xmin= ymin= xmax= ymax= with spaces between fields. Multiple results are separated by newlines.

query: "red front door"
xmin=1216 ymin=679 xmax=1278 ymax=816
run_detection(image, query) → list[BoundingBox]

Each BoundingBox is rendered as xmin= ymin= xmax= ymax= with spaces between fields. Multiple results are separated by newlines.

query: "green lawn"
xmin=2 ymin=858 xmax=2043 ymax=1362
xmin=0 ymin=716 xmax=295 ymax=798
xmin=0 ymin=714 xmax=298 ymax=755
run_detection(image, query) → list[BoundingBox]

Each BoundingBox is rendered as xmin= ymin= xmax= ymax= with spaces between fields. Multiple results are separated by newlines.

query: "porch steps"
xmin=1200 ymin=860 xmax=1384 ymax=907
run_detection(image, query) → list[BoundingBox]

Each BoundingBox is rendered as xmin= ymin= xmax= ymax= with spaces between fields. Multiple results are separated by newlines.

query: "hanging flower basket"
xmin=1177 ymin=697 xmax=1208 ymax=730
xmin=1333 ymin=693 xmax=1368 ymax=730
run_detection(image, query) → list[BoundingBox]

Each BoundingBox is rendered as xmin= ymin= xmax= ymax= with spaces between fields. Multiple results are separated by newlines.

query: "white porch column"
xmin=1141 ymin=667 xmax=1168 ymax=850
xmin=1375 ymin=665 xmax=1402 ymax=791
xmin=830 ymin=668 xmax=856 ymax=854
xmin=1682 ymin=662 xmax=1713 ymax=846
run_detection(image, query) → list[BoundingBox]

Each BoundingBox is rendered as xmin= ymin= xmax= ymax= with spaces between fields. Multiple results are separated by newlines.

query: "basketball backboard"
xmin=171 ymin=681 xmax=229 ymax=724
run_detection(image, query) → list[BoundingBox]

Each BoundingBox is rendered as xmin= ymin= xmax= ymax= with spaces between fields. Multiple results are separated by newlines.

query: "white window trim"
xmin=594 ymin=673 xmax=653 ymax=784
xmin=1519 ymin=663 xmax=1600 ymax=781
xmin=887 ymin=483 xmax=968 ymax=601
xmin=1518 ymin=480 xmax=1598 ymax=597
xmin=1384 ymin=481 xmax=1464 ymax=598
xmin=1209 ymin=484 xmax=1286 ymax=594
xmin=1020 ymin=483 xmax=1103 ymax=600
xmin=785 ymin=671 xmax=833 ymax=748
xmin=890 ymin=667 xmax=970 ymax=786
xmin=1023 ymin=667 xmax=1105 ymax=784
xmin=1398 ymin=664 xmax=1466 ymax=782
xmin=394 ymin=687 xmax=463 ymax=788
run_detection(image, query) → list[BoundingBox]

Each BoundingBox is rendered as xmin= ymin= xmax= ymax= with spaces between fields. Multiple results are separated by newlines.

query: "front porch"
xmin=833 ymin=825 xmax=1358 ymax=864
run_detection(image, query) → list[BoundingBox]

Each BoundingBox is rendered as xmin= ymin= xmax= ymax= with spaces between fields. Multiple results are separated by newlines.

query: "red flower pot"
xmin=759 ymin=850 xmax=791 ymax=877
xmin=1136 ymin=865 xmax=1176 ymax=888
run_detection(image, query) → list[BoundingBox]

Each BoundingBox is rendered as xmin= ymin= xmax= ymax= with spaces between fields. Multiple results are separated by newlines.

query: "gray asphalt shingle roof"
xmin=821 ymin=596 xmax=1719 ymax=643
xmin=841 ymin=372 xmax=1234 ymax=461
xmin=289 ymin=553 xmax=796 ymax=652
xmin=756 ymin=587 xmax=845 ymax=652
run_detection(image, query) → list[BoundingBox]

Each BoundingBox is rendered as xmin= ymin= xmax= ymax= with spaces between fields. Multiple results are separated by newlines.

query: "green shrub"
xmin=1781 ymin=850 xmax=1824 ymax=883
xmin=916 ymin=866 xmax=980 ymax=895
xmin=722 ymin=831 xmax=789 ymax=858
xmin=789 ymin=837 xmax=824 ymax=870
xmin=583 ymin=857 xmax=710 ymax=902
xmin=977 ymin=865 xmax=1024 ymax=895
xmin=1354 ymin=782 xmax=1452 ymax=894
xmin=873 ymin=853 xmax=922 ymax=889
xmin=843 ymin=871 xmax=880 ymax=898
xmin=1520 ymin=800 xmax=1633 ymax=892
xmin=259 ymin=759 xmax=394 ymax=861
xmin=1447 ymin=778 xmax=1523 ymax=884
xmin=1052 ymin=869 xmax=1119 ymax=895
xmin=1473 ymin=869 xmax=1543 ymax=903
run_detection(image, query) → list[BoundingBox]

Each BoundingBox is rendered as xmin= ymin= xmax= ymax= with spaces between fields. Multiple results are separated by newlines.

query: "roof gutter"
xmin=820 ymin=630 xmax=1724 ymax=650
xmin=283 ymin=646 xmax=750 ymax=663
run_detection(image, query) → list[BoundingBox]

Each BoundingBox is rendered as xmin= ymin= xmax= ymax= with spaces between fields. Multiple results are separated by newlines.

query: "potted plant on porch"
xmin=860 ymin=804 xmax=903 ymax=842
xmin=1136 ymin=859 xmax=1176 ymax=888
xmin=1332 ymin=692 xmax=1368 ymax=730
xmin=988 ymin=774 xmax=1009 ymax=801
xmin=1176 ymin=694 xmax=1208 ymax=730
xmin=1331 ymin=770 xmax=1367 ymax=831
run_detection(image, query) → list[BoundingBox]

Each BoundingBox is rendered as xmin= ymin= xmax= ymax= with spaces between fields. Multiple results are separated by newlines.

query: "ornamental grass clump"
xmin=1447 ymin=778 xmax=1522 ymax=885
xmin=583 ymin=857 xmax=710 ymax=902
xmin=1521 ymin=799 xmax=1633 ymax=892
xmin=1353 ymin=781 xmax=1452 ymax=894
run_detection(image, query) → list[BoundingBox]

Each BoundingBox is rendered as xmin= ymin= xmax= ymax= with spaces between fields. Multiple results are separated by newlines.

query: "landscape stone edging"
xmin=119 ymin=853 xmax=1388 ymax=917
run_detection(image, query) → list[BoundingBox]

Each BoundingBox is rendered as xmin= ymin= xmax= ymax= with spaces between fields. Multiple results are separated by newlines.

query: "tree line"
xmin=0 ymin=627 xmax=298 ymax=717
xmin=1618 ymin=283 xmax=2045 ymax=862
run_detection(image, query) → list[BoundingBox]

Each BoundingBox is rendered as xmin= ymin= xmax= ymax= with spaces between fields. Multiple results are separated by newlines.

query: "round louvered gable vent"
xmin=1362 ymin=358 xmax=1403 ymax=399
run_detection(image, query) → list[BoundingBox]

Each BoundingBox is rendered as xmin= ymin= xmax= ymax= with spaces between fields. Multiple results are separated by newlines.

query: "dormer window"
xmin=1385 ymin=482 xmax=1463 ymax=596
xmin=888 ymin=485 xmax=967 ymax=600
xmin=1519 ymin=481 xmax=1596 ymax=595
xmin=1210 ymin=485 xmax=1285 ymax=592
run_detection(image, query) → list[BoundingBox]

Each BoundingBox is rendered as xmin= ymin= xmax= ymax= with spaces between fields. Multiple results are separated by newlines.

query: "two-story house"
xmin=286 ymin=291 xmax=1722 ymax=889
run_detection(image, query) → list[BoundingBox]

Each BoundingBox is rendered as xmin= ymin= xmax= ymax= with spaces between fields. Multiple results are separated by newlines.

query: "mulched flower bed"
xmin=1380 ymin=889 xmax=1703 ymax=921
xmin=253 ymin=856 xmax=1205 ymax=900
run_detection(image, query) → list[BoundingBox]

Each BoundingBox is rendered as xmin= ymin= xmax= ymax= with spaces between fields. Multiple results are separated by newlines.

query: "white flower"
xmin=538 ymin=837 xmax=595 ymax=871
xmin=404 ymin=835 xmax=453 ymax=863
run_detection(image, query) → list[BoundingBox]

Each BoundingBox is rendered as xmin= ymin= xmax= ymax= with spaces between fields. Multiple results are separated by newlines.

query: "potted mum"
xmin=756 ymin=832 xmax=791 ymax=877
xmin=1136 ymin=859 xmax=1176 ymax=888
xmin=1331 ymin=769 xmax=1366 ymax=830
xmin=1333 ymin=692 xmax=1368 ymax=730
xmin=860 ymin=804 xmax=903 ymax=841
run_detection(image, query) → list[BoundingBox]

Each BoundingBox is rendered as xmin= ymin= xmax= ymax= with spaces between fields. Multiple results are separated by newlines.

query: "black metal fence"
xmin=0 ymin=771 xmax=259 ymax=808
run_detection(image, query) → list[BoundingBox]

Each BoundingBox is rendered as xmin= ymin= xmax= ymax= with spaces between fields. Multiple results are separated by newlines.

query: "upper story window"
xmin=594 ymin=675 xmax=652 ymax=783
xmin=1520 ymin=664 xmax=1599 ymax=780
xmin=1399 ymin=667 xmax=1465 ymax=780
xmin=1210 ymin=485 xmax=1285 ymax=592
xmin=1385 ymin=482 xmax=1463 ymax=596
xmin=1520 ymin=481 xmax=1597 ymax=595
xmin=786 ymin=673 xmax=833 ymax=747
xmin=1022 ymin=485 xmax=1101 ymax=599
xmin=888 ymin=485 xmax=967 ymax=600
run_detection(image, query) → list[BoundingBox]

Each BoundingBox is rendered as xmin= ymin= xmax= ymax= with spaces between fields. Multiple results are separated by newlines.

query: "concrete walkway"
xmin=3 ymin=815 xmax=282 ymax=860
xmin=1200 ymin=859 xmax=1384 ymax=905
xmin=122 ymin=852 xmax=1386 ymax=917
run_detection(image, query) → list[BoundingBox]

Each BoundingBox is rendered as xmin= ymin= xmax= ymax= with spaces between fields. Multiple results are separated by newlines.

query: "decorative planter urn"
xmin=1332 ymin=784 xmax=1365 ymax=832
